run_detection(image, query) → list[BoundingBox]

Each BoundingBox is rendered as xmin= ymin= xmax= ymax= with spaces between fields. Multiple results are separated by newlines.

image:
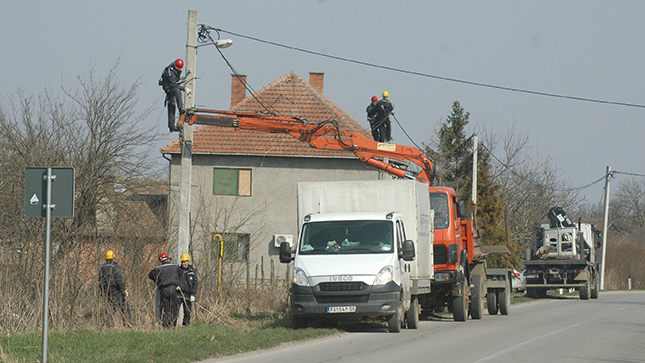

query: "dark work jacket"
xmin=98 ymin=261 xmax=126 ymax=296
xmin=375 ymin=99 xmax=394 ymax=122
xmin=366 ymin=102 xmax=378 ymax=121
xmin=178 ymin=265 xmax=199 ymax=296
xmin=148 ymin=261 xmax=183 ymax=289
xmin=158 ymin=64 xmax=185 ymax=93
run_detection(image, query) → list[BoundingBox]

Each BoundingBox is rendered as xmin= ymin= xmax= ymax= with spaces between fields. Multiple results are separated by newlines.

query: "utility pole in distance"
xmin=177 ymin=10 xmax=198 ymax=260
xmin=600 ymin=165 xmax=611 ymax=290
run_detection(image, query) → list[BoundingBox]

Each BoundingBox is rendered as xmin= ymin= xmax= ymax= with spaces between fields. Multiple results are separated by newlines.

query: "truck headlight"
xmin=293 ymin=268 xmax=310 ymax=286
xmin=374 ymin=266 xmax=393 ymax=285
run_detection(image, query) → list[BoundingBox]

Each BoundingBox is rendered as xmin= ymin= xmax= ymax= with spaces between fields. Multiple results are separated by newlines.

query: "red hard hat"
xmin=371 ymin=96 xmax=378 ymax=102
xmin=174 ymin=59 xmax=184 ymax=70
xmin=158 ymin=253 xmax=169 ymax=262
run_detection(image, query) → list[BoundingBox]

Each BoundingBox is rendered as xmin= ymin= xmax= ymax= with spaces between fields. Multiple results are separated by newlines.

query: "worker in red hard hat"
xmin=366 ymin=96 xmax=380 ymax=141
xmin=148 ymin=252 xmax=183 ymax=328
xmin=158 ymin=59 xmax=191 ymax=132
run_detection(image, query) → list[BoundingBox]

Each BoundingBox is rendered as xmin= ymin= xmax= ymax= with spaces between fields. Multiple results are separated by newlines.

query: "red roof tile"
xmin=162 ymin=72 xmax=369 ymax=157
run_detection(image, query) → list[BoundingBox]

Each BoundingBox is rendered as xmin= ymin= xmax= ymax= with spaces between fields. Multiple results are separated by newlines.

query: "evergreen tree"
xmin=426 ymin=101 xmax=511 ymax=267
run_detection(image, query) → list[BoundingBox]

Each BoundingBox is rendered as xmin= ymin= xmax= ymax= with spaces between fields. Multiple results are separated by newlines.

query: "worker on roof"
xmin=159 ymin=59 xmax=192 ymax=132
xmin=366 ymin=96 xmax=380 ymax=141
xmin=374 ymin=91 xmax=394 ymax=142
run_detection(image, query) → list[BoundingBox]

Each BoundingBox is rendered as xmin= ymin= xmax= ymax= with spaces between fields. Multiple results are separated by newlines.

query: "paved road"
xmin=200 ymin=291 xmax=645 ymax=363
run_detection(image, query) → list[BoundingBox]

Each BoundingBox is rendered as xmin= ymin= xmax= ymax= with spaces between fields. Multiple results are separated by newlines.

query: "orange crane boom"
xmin=186 ymin=108 xmax=434 ymax=185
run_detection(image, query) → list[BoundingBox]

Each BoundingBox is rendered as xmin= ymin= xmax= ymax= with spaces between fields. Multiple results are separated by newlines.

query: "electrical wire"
xmin=201 ymin=26 xmax=645 ymax=195
xmin=216 ymin=28 xmax=645 ymax=110
xmin=198 ymin=25 xmax=279 ymax=116
xmin=478 ymin=142 xmax=606 ymax=193
xmin=614 ymin=171 xmax=645 ymax=177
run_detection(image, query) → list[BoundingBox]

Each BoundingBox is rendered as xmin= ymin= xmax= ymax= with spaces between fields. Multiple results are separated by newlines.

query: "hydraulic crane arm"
xmin=185 ymin=108 xmax=434 ymax=185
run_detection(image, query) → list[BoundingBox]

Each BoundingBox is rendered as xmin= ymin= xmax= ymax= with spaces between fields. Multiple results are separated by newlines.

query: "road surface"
xmin=199 ymin=291 xmax=645 ymax=363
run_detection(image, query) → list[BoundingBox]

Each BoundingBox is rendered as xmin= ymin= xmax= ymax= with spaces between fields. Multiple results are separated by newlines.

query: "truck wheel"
xmin=579 ymin=281 xmax=590 ymax=300
xmin=498 ymin=279 xmax=511 ymax=315
xmin=526 ymin=287 xmax=537 ymax=299
xmin=469 ymin=274 xmax=484 ymax=320
xmin=388 ymin=307 xmax=402 ymax=333
xmin=591 ymin=275 xmax=599 ymax=299
xmin=487 ymin=288 xmax=498 ymax=315
xmin=405 ymin=296 xmax=419 ymax=329
xmin=452 ymin=280 xmax=468 ymax=322
xmin=293 ymin=315 xmax=307 ymax=329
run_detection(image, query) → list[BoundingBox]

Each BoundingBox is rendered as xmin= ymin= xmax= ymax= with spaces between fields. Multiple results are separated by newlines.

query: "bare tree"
xmin=0 ymin=62 xmax=166 ymax=333
xmin=478 ymin=122 xmax=582 ymax=258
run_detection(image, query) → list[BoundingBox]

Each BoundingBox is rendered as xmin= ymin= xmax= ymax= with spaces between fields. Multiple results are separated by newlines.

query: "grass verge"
xmin=0 ymin=315 xmax=339 ymax=363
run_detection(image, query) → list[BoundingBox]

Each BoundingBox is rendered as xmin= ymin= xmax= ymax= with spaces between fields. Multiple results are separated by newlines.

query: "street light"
xmin=214 ymin=39 xmax=233 ymax=49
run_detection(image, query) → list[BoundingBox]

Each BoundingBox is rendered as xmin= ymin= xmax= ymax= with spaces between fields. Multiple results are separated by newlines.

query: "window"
xmin=299 ymin=220 xmax=393 ymax=255
xmin=217 ymin=233 xmax=250 ymax=261
xmin=213 ymin=168 xmax=251 ymax=196
xmin=430 ymin=192 xmax=450 ymax=230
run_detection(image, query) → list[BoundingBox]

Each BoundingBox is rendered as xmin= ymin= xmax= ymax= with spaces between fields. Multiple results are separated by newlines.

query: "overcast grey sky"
xmin=3 ymin=1 xmax=644 ymax=203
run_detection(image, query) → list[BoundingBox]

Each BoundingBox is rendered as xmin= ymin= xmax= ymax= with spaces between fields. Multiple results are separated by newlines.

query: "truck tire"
xmin=498 ymin=279 xmax=511 ymax=315
xmin=526 ymin=287 xmax=537 ymax=299
xmin=469 ymin=274 xmax=484 ymax=320
xmin=452 ymin=280 xmax=468 ymax=322
xmin=293 ymin=315 xmax=307 ymax=329
xmin=579 ymin=280 xmax=590 ymax=300
xmin=405 ymin=296 xmax=419 ymax=329
xmin=487 ymin=288 xmax=498 ymax=315
xmin=388 ymin=307 xmax=402 ymax=333
xmin=591 ymin=275 xmax=599 ymax=299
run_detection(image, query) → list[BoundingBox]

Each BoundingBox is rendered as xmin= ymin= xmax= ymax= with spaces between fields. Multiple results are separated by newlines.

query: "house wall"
xmin=167 ymin=153 xmax=384 ymax=281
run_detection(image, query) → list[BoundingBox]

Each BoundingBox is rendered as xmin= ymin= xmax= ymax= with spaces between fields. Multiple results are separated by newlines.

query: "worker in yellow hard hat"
xmin=373 ymin=91 xmax=394 ymax=142
xmin=98 ymin=250 xmax=131 ymax=326
xmin=177 ymin=253 xmax=199 ymax=326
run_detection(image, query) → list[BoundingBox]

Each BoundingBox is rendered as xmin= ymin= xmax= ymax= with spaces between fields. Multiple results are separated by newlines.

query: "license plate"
xmin=327 ymin=305 xmax=357 ymax=313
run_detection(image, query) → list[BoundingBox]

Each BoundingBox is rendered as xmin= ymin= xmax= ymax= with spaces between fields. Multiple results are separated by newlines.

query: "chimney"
xmin=231 ymin=74 xmax=247 ymax=107
xmin=309 ymin=72 xmax=324 ymax=94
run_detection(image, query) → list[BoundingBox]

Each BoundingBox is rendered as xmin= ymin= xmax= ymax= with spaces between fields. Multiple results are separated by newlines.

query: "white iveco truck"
xmin=279 ymin=180 xmax=434 ymax=332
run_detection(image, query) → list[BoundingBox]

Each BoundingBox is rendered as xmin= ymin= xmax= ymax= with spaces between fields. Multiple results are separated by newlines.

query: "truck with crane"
xmin=522 ymin=207 xmax=601 ymax=299
xmin=183 ymin=109 xmax=512 ymax=326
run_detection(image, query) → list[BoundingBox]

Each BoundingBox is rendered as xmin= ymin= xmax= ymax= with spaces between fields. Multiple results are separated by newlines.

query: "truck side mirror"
xmin=279 ymin=241 xmax=293 ymax=263
xmin=457 ymin=201 xmax=467 ymax=219
xmin=401 ymin=240 xmax=415 ymax=261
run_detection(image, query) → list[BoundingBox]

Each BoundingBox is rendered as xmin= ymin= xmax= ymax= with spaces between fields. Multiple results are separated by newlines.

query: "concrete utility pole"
xmin=177 ymin=10 xmax=198 ymax=259
xmin=600 ymin=165 xmax=611 ymax=290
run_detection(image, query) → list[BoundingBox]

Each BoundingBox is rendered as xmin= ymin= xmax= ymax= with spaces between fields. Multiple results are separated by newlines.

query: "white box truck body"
xmin=281 ymin=180 xmax=433 ymax=332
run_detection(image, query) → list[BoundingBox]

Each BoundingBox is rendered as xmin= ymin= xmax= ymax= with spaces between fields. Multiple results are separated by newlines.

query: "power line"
xmin=479 ymin=142 xmax=606 ymax=194
xmin=217 ymin=28 xmax=645 ymax=110
xmin=614 ymin=171 xmax=645 ymax=177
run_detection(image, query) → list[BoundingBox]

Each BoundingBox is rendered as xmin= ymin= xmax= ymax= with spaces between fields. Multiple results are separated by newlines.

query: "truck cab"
xmin=428 ymin=187 xmax=471 ymax=282
xmin=280 ymin=211 xmax=415 ymax=332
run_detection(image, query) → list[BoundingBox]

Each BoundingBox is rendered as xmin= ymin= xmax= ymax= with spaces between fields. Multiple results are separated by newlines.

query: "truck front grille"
xmin=434 ymin=244 xmax=447 ymax=265
xmin=319 ymin=282 xmax=366 ymax=292
xmin=315 ymin=295 xmax=369 ymax=304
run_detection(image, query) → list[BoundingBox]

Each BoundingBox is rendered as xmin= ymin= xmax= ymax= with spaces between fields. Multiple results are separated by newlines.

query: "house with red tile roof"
xmin=161 ymin=72 xmax=386 ymax=285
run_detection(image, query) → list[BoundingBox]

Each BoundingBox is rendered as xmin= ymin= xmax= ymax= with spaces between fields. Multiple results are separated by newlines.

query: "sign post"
xmin=25 ymin=167 xmax=74 ymax=363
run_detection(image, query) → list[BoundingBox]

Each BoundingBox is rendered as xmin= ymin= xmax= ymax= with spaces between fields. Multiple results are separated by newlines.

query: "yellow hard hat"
xmin=180 ymin=253 xmax=191 ymax=262
xmin=382 ymin=91 xmax=389 ymax=97
xmin=105 ymin=250 xmax=115 ymax=259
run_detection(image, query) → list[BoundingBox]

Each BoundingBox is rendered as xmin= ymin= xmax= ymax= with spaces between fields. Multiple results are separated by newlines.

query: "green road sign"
xmin=25 ymin=167 xmax=75 ymax=218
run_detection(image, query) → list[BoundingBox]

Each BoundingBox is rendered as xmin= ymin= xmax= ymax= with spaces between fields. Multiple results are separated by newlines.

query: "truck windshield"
xmin=430 ymin=192 xmax=450 ymax=230
xmin=299 ymin=220 xmax=393 ymax=255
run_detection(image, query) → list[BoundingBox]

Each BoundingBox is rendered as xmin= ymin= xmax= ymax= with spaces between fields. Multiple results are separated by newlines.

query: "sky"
xmin=2 ymin=1 xmax=644 ymax=204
